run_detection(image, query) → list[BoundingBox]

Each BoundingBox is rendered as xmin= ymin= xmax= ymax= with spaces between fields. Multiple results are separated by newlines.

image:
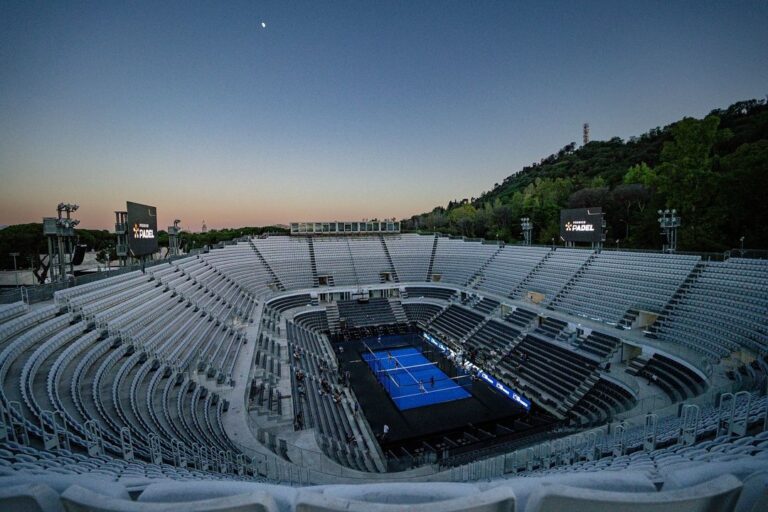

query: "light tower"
xmin=520 ymin=217 xmax=533 ymax=246
xmin=583 ymin=123 xmax=590 ymax=146
xmin=42 ymin=203 xmax=80 ymax=282
xmin=657 ymin=209 xmax=681 ymax=253
xmin=9 ymin=252 xmax=19 ymax=288
xmin=168 ymin=219 xmax=182 ymax=257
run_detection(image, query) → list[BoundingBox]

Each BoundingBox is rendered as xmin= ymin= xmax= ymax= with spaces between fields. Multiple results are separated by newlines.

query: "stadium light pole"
xmin=9 ymin=252 xmax=19 ymax=288
xmin=657 ymin=209 xmax=681 ymax=253
xmin=520 ymin=217 xmax=533 ymax=246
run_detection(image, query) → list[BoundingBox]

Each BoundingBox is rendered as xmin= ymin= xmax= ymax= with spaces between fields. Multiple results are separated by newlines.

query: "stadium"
xmin=2 ymin=2 xmax=768 ymax=510
xmin=1 ymin=226 xmax=767 ymax=511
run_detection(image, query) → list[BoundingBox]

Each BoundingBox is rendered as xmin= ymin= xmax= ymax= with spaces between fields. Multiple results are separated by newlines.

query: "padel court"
xmin=361 ymin=346 xmax=471 ymax=410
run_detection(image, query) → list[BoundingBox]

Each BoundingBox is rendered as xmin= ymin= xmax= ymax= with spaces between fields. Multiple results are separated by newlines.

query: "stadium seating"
xmin=552 ymin=252 xmax=700 ymax=325
xmin=1 ymin=234 xmax=767 ymax=511
xmin=474 ymin=245 xmax=549 ymax=297
xmin=464 ymin=318 xmax=521 ymax=362
xmin=649 ymin=258 xmax=768 ymax=360
xmin=265 ymin=294 xmax=313 ymax=314
xmin=431 ymin=238 xmax=499 ymax=286
xmin=294 ymin=311 xmax=329 ymax=333
xmin=402 ymin=303 xmax=442 ymax=325
xmin=313 ymin=237 xmax=358 ymax=287
xmin=404 ymin=286 xmax=456 ymax=301
xmin=252 ymin=237 xmax=315 ymax=291
xmin=286 ymin=323 xmax=383 ymax=472
xmin=428 ymin=305 xmax=485 ymax=343
xmin=336 ymin=299 xmax=397 ymax=329
xmin=514 ymin=248 xmax=593 ymax=301
xmin=383 ymin=234 xmax=434 ymax=283
xmin=345 ymin=236 xmax=394 ymax=285
xmin=496 ymin=334 xmax=628 ymax=418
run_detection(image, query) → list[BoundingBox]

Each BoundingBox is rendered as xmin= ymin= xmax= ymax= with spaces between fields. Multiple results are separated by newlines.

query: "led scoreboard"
xmin=126 ymin=201 xmax=158 ymax=257
xmin=560 ymin=207 xmax=605 ymax=243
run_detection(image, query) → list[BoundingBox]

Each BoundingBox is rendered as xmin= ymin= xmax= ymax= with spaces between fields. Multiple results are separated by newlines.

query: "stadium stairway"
xmin=545 ymin=251 xmax=598 ymax=307
xmin=324 ymin=305 xmax=340 ymax=334
xmin=425 ymin=235 xmax=439 ymax=281
xmin=306 ymin=238 xmax=320 ymax=288
xmin=510 ymin=250 xmax=555 ymax=299
xmin=248 ymin=242 xmax=285 ymax=292
xmin=388 ymin=300 xmax=408 ymax=325
xmin=378 ymin=235 xmax=400 ymax=283
xmin=465 ymin=245 xmax=504 ymax=289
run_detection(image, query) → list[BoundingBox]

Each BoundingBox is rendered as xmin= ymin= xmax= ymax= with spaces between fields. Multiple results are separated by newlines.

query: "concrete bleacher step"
xmin=465 ymin=244 xmax=504 ymax=289
xmin=249 ymin=242 xmax=285 ymax=292
xmin=388 ymin=300 xmax=409 ymax=325
xmin=645 ymin=261 xmax=707 ymax=336
xmin=557 ymin=373 xmax=600 ymax=415
xmin=306 ymin=237 xmax=320 ymax=288
xmin=510 ymin=251 xmax=554 ymax=299
xmin=325 ymin=304 xmax=340 ymax=334
xmin=460 ymin=317 xmax=490 ymax=344
xmin=547 ymin=251 xmax=598 ymax=307
xmin=626 ymin=356 xmax=650 ymax=376
xmin=619 ymin=308 xmax=639 ymax=329
xmin=379 ymin=235 xmax=400 ymax=283
xmin=425 ymin=235 xmax=439 ymax=281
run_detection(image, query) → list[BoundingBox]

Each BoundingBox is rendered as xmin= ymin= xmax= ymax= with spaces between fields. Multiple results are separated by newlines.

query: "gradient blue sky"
xmin=1 ymin=1 xmax=766 ymax=230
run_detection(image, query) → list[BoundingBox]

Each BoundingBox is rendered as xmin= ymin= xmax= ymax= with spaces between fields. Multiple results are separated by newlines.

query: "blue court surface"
xmin=362 ymin=347 xmax=471 ymax=410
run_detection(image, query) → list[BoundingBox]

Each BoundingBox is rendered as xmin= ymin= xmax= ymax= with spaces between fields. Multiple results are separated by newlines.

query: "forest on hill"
xmin=403 ymin=98 xmax=768 ymax=252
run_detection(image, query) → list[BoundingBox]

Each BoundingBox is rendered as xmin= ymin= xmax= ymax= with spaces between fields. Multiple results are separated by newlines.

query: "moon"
xmin=261 ymin=21 xmax=266 ymax=29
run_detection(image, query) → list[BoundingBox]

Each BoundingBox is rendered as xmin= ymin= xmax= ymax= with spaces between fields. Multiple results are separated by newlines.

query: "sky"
xmin=1 ymin=1 xmax=766 ymax=231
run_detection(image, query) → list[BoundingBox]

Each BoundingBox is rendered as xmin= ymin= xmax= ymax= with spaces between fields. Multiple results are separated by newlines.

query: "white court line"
xmin=393 ymin=384 xmax=468 ymax=402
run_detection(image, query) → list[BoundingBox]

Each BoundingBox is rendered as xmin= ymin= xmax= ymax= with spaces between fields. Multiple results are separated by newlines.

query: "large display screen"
xmin=560 ymin=207 xmax=604 ymax=243
xmin=126 ymin=201 xmax=158 ymax=257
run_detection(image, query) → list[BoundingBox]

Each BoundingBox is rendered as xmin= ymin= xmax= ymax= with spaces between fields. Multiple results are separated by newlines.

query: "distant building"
xmin=290 ymin=220 xmax=400 ymax=235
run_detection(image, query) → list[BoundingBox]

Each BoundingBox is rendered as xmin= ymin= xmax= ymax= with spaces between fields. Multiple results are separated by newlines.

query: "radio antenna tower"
xmin=201 ymin=220 xmax=208 ymax=233
xmin=583 ymin=123 xmax=590 ymax=146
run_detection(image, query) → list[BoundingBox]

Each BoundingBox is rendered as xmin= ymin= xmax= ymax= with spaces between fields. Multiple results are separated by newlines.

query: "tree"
xmin=654 ymin=116 xmax=732 ymax=248
xmin=624 ymin=162 xmax=657 ymax=188
xmin=612 ymin=183 xmax=651 ymax=240
xmin=403 ymin=98 xmax=768 ymax=251
xmin=448 ymin=204 xmax=477 ymax=236
xmin=717 ymin=140 xmax=768 ymax=249
xmin=568 ymin=187 xmax=611 ymax=208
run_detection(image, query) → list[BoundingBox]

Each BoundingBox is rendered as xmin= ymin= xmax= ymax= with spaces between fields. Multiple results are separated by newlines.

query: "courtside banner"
xmin=422 ymin=332 xmax=531 ymax=410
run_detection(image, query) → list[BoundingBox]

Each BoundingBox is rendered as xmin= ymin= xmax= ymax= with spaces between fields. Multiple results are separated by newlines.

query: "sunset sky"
xmin=1 ymin=1 xmax=766 ymax=231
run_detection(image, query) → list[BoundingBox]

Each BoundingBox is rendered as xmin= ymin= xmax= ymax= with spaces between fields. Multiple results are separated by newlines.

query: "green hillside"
xmin=403 ymin=99 xmax=768 ymax=252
